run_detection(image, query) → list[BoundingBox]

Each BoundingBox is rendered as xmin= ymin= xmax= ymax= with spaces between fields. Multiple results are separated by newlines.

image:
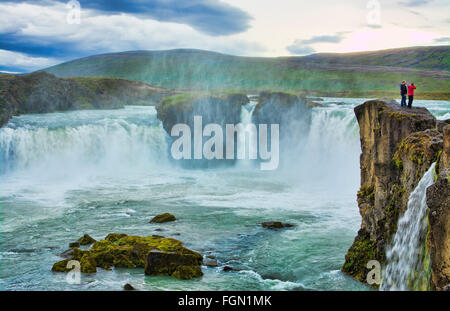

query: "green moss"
xmin=78 ymin=234 xmax=96 ymax=245
xmin=434 ymin=150 xmax=443 ymax=181
xmin=52 ymin=260 xmax=71 ymax=272
xmin=342 ymin=231 xmax=377 ymax=283
xmin=357 ymin=185 xmax=375 ymax=204
xmin=80 ymin=255 xmax=97 ymax=274
xmin=172 ymin=265 xmax=203 ymax=280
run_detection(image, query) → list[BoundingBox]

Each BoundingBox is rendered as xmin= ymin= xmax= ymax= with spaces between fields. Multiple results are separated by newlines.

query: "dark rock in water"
xmin=52 ymin=233 xmax=203 ymax=280
xmin=261 ymin=221 xmax=294 ymax=230
xmin=10 ymin=248 xmax=36 ymax=253
xmin=59 ymin=248 xmax=75 ymax=259
xmin=150 ymin=213 xmax=176 ymax=224
xmin=154 ymin=228 xmax=164 ymax=232
xmin=204 ymin=258 xmax=218 ymax=267
xmin=123 ymin=283 xmax=136 ymax=291
xmin=223 ymin=266 xmax=241 ymax=272
xmin=52 ymin=259 xmax=72 ymax=272
xmin=145 ymin=249 xmax=203 ymax=280
xmin=69 ymin=242 xmax=81 ymax=248
xmin=78 ymin=234 xmax=96 ymax=245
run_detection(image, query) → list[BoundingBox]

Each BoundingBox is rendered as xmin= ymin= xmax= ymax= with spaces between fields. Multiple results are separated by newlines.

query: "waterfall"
xmin=381 ymin=163 xmax=436 ymax=291
xmin=236 ymin=99 xmax=258 ymax=166
xmin=0 ymin=106 xmax=168 ymax=177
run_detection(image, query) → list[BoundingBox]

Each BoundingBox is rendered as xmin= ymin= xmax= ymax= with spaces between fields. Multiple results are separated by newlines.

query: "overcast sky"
xmin=1 ymin=0 xmax=449 ymax=72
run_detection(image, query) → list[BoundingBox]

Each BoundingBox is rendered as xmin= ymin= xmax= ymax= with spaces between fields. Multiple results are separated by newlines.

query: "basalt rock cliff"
xmin=0 ymin=72 xmax=173 ymax=127
xmin=342 ymin=99 xmax=449 ymax=290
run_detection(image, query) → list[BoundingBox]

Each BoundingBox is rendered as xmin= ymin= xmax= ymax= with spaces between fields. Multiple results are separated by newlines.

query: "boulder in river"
xmin=150 ymin=213 xmax=177 ymax=223
xmin=69 ymin=242 xmax=80 ymax=248
xmin=123 ymin=283 xmax=136 ymax=291
xmin=78 ymin=234 xmax=96 ymax=245
xmin=261 ymin=221 xmax=294 ymax=230
xmin=52 ymin=233 xmax=203 ymax=280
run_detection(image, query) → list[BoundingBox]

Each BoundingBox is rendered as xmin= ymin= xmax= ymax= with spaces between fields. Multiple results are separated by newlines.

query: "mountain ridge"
xmin=42 ymin=46 xmax=450 ymax=98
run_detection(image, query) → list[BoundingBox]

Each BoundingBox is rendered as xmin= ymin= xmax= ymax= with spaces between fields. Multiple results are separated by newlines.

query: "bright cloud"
xmin=0 ymin=0 xmax=449 ymax=72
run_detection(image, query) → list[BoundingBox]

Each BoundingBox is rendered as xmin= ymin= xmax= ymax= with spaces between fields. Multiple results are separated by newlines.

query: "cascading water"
xmin=381 ymin=163 xmax=436 ymax=291
xmin=0 ymin=106 xmax=168 ymax=176
xmin=237 ymin=99 xmax=258 ymax=166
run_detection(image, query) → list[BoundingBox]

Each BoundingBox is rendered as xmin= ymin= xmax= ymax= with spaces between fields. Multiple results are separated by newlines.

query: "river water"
xmin=0 ymin=98 xmax=448 ymax=291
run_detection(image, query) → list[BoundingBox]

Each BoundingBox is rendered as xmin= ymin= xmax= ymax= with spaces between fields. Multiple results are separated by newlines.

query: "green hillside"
xmin=43 ymin=46 xmax=450 ymax=99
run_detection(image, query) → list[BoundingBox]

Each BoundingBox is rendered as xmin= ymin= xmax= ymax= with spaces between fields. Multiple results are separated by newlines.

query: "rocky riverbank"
xmin=0 ymin=72 xmax=174 ymax=127
xmin=342 ymin=99 xmax=449 ymax=290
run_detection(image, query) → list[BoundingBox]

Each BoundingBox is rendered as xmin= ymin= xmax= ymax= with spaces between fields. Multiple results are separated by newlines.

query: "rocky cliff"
xmin=0 ymin=72 xmax=173 ymax=127
xmin=156 ymin=92 xmax=249 ymax=167
xmin=342 ymin=99 xmax=449 ymax=290
xmin=253 ymin=92 xmax=312 ymax=167
xmin=426 ymin=124 xmax=450 ymax=291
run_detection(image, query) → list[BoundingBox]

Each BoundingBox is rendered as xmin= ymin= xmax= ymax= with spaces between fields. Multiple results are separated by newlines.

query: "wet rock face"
xmin=52 ymin=234 xmax=203 ymax=280
xmin=342 ymin=99 xmax=442 ymax=285
xmin=156 ymin=92 xmax=249 ymax=167
xmin=426 ymin=125 xmax=450 ymax=291
xmin=156 ymin=93 xmax=248 ymax=135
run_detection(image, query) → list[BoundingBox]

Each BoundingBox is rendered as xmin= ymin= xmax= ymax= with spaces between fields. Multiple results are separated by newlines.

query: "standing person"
xmin=400 ymin=81 xmax=407 ymax=107
xmin=407 ymin=83 xmax=417 ymax=108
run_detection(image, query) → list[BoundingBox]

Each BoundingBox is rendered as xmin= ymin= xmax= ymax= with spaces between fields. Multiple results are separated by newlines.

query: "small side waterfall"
xmin=381 ymin=163 xmax=436 ymax=291
xmin=236 ymin=99 xmax=258 ymax=166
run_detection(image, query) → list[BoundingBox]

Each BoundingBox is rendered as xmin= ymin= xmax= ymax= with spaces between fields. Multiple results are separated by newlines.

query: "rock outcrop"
xmin=0 ymin=72 xmax=174 ymax=127
xmin=150 ymin=213 xmax=177 ymax=223
xmin=253 ymin=92 xmax=312 ymax=137
xmin=253 ymin=92 xmax=312 ymax=167
xmin=52 ymin=233 xmax=203 ymax=280
xmin=342 ymin=99 xmax=447 ymax=288
xmin=156 ymin=92 xmax=249 ymax=167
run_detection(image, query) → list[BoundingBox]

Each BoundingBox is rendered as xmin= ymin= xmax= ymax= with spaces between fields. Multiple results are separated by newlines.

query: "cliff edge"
xmin=342 ymin=99 xmax=448 ymax=290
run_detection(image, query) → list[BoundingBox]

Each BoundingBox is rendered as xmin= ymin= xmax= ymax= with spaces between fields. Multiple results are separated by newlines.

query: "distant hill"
xmin=291 ymin=46 xmax=450 ymax=71
xmin=43 ymin=46 xmax=450 ymax=98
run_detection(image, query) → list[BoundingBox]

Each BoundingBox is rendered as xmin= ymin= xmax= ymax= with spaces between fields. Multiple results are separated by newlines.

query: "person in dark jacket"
xmin=400 ymin=81 xmax=407 ymax=107
xmin=407 ymin=83 xmax=417 ymax=108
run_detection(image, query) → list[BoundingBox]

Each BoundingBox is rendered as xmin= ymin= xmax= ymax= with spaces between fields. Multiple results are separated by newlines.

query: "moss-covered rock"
xmin=69 ymin=242 xmax=80 ymax=248
xmin=150 ymin=213 xmax=177 ymax=224
xmin=78 ymin=234 xmax=96 ymax=245
xmin=52 ymin=233 xmax=203 ymax=280
xmin=145 ymin=249 xmax=203 ymax=279
xmin=52 ymin=259 xmax=72 ymax=272
xmin=80 ymin=255 xmax=97 ymax=274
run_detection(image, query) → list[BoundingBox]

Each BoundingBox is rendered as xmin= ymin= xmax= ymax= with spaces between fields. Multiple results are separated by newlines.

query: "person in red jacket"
xmin=407 ymin=83 xmax=416 ymax=108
